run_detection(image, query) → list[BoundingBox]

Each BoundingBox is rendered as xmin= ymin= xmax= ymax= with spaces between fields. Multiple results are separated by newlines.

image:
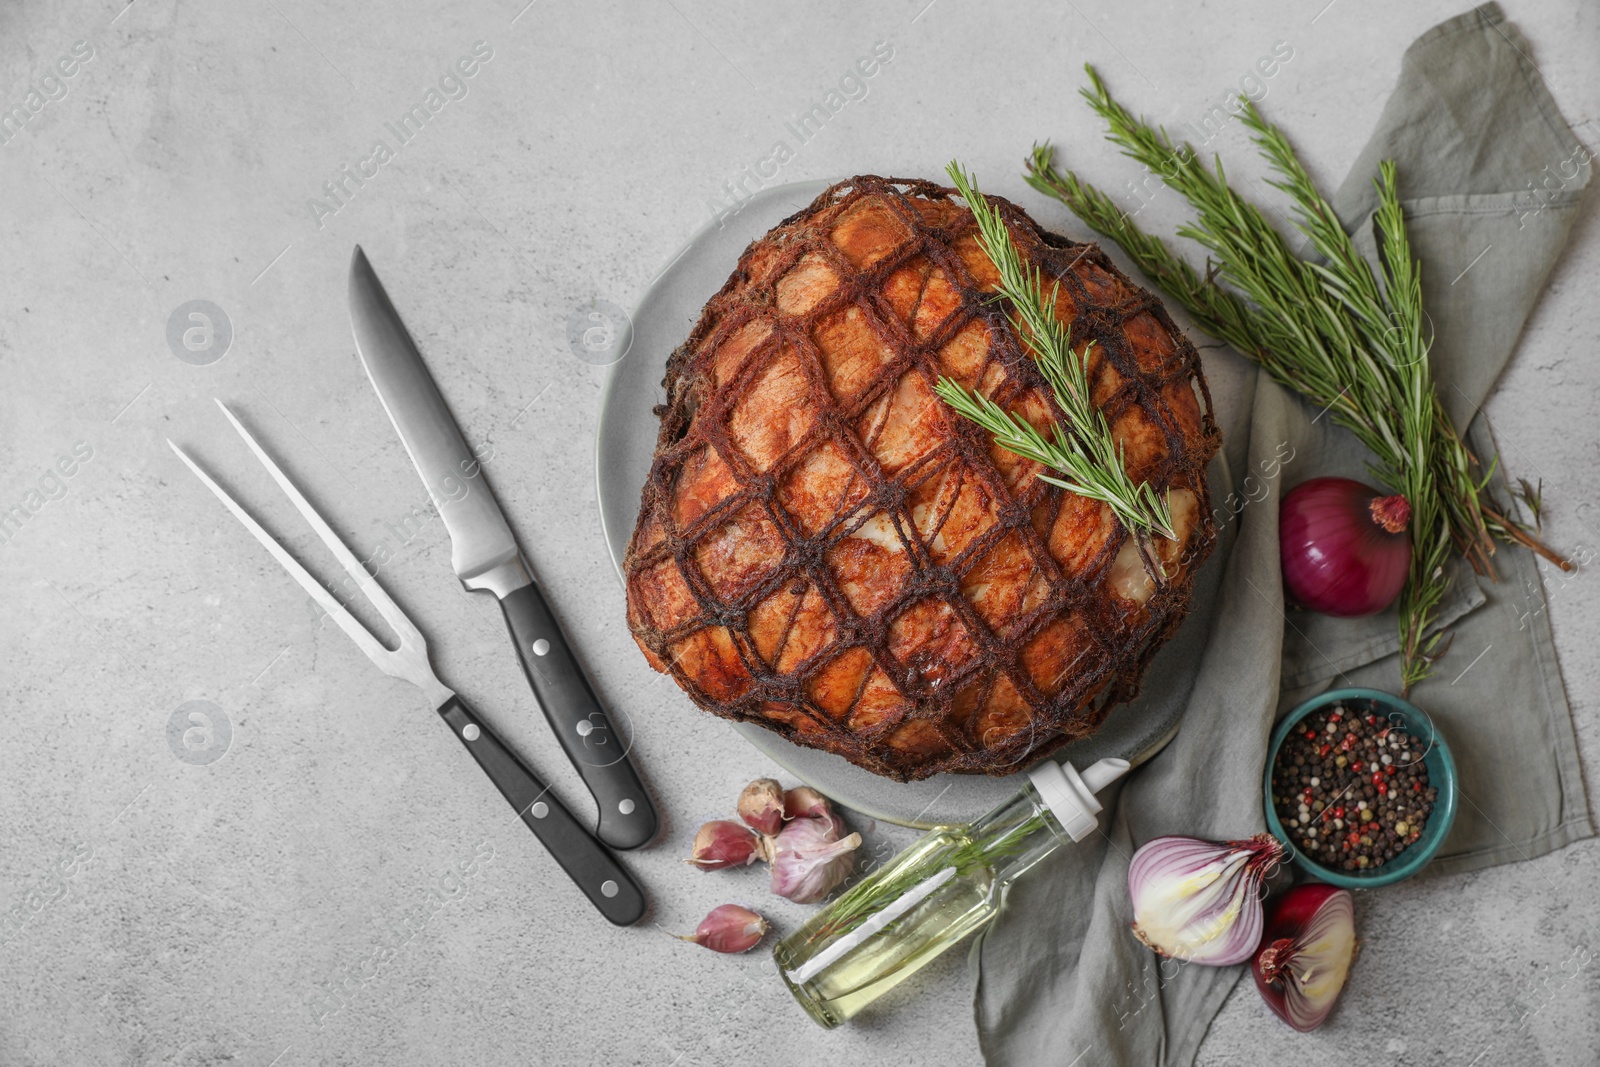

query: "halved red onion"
xmin=1252 ymin=882 xmax=1357 ymax=1031
xmin=1128 ymin=834 xmax=1283 ymax=966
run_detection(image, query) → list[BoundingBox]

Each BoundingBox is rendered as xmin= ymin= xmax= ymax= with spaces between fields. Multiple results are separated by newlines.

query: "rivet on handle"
xmin=532 ymin=639 xmax=550 ymax=656
xmin=462 ymin=724 xmax=480 ymax=741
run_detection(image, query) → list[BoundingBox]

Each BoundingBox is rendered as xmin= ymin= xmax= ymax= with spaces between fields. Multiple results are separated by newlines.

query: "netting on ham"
xmin=623 ymin=176 xmax=1221 ymax=780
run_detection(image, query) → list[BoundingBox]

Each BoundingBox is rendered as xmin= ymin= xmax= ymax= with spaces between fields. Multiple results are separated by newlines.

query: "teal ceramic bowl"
xmin=1264 ymin=687 xmax=1457 ymax=888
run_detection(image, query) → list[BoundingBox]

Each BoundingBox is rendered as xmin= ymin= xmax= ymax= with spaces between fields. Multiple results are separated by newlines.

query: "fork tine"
xmin=166 ymin=438 xmax=394 ymax=669
xmin=212 ymin=399 xmax=424 ymax=651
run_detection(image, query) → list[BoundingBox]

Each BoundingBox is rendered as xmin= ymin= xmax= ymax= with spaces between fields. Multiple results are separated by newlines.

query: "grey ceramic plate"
xmin=596 ymin=180 xmax=1235 ymax=828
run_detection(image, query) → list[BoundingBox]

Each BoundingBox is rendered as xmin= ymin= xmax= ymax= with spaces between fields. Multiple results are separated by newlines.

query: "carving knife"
xmin=348 ymin=245 xmax=657 ymax=851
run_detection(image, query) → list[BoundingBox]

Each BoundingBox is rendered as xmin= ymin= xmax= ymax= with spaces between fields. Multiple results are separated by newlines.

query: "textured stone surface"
xmin=0 ymin=1 xmax=1594 ymax=1065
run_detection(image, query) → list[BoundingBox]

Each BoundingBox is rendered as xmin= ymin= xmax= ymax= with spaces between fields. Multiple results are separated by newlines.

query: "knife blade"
xmin=348 ymin=245 xmax=658 ymax=851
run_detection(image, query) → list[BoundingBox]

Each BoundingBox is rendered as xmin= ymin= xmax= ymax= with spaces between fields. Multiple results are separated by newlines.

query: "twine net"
xmin=624 ymin=176 xmax=1221 ymax=780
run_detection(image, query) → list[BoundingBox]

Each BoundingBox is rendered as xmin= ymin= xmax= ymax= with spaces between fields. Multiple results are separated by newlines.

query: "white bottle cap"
xmin=1026 ymin=757 xmax=1130 ymax=841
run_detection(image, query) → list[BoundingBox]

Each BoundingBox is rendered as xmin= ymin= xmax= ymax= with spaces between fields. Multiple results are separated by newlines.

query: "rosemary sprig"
xmin=813 ymin=811 xmax=1048 ymax=942
xmin=936 ymin=160 xmax=1176 ymax=544
xmin=1025 ymin=66 xmax=1569 ymax=689
xmin=1370 ymin=159 xmax=1456 ymax=686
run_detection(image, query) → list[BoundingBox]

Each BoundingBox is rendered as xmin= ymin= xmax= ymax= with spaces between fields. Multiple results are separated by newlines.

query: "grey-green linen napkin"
xmin=974 ymin=5 xmax=1593 ymax=1065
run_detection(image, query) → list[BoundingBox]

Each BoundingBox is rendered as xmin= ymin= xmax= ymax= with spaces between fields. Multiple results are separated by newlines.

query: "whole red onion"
xmin=1280 ymin=477 xmax=1411 ymax=617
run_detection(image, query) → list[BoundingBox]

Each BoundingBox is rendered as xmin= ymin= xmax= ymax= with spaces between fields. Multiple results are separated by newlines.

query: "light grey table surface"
xmin=2 ymin=2 xmax=1596 ymax=1065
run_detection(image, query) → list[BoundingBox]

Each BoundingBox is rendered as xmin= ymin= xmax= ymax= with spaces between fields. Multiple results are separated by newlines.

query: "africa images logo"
xmin=165 ymin=300 xmax=233 ymax=365
xmin=0 ymin=442 xmax=94 ymax=549
xmin=0 ymin=40 xmax=95 ymax=146
xmin=704 ymin=39 xmax=896 ymax=229
xmin=306 ymin=41 xmax=494 ymax=229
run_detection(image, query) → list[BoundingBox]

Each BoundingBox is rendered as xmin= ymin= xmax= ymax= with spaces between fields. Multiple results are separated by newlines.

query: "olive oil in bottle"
xmin=773 ymin=757 xmax=1128 ymax=1027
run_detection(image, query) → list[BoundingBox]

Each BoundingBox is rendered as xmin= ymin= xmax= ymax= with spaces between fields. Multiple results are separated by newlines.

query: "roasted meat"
xmin=623 ymin=176 xmax=1220 ymax=780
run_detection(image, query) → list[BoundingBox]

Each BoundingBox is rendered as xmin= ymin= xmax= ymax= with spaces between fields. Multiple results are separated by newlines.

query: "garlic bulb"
xmin=770 ymin=814 xmax=861 ymax=904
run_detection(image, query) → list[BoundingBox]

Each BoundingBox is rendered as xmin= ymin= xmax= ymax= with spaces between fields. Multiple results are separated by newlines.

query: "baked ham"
xmin=623 ymin=176 xmax=1220 ymax=780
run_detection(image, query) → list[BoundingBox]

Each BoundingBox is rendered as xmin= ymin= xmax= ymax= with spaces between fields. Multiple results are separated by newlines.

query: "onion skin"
xmin=1280 ymin=477 xmax=1412 ymax=617
xmin=1252 ymin=883 xmax=1357 ymax=1032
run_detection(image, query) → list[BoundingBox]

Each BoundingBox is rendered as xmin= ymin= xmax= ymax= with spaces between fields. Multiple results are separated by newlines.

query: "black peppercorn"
xmin=1271 ymin=700 xmax=1437 ymax=874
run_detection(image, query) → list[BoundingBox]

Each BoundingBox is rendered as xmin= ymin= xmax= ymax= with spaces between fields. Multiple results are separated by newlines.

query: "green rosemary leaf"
xmin=940 ymin=160 xmax=1176 ymax=543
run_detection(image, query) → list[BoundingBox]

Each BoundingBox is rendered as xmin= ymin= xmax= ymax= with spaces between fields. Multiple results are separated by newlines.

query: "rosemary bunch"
xmin=1025 ymin=66 xmax=1566 ymax=689
xmin=936 ymin=161 xmax=1176 ymax=546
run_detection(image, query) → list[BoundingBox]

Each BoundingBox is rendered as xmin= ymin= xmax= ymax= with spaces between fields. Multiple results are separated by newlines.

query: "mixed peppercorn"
xmin=1271 ymin=701 xmax=1437 ymax=872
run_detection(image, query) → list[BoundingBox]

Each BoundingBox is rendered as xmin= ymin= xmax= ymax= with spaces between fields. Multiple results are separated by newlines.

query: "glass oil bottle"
xmin=773 ymin=757 xmax=1129 ymax=1027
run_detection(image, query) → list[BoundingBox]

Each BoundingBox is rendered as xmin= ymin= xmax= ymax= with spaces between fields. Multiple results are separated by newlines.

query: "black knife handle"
xmin=498 ymin=582 xmax=659 ymax=851
xmin=437 ymin=694 xmax=647 ymax=926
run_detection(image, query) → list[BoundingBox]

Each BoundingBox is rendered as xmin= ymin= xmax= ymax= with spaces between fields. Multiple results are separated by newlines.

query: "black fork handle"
xmin=437 ymin=694 xmax=646 ymax=926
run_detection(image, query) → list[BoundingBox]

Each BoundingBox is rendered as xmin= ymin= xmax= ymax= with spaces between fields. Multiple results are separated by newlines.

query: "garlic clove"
xmin=737 ymin=778 xmax=786 ymax=837
xmin=770 ymin=814 xmax=861 ymax=904
xmin=687 ymin=820 xmax=763 ymax=870
xmin=676 ymin=904 xmax=769 ymax=953
xmin=782 ymin=785 xmax=836 ymax=827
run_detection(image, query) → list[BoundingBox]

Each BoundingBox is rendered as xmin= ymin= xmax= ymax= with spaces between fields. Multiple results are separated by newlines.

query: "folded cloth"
xmin=973 ymin=5 xmax=1593 ymax=1064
